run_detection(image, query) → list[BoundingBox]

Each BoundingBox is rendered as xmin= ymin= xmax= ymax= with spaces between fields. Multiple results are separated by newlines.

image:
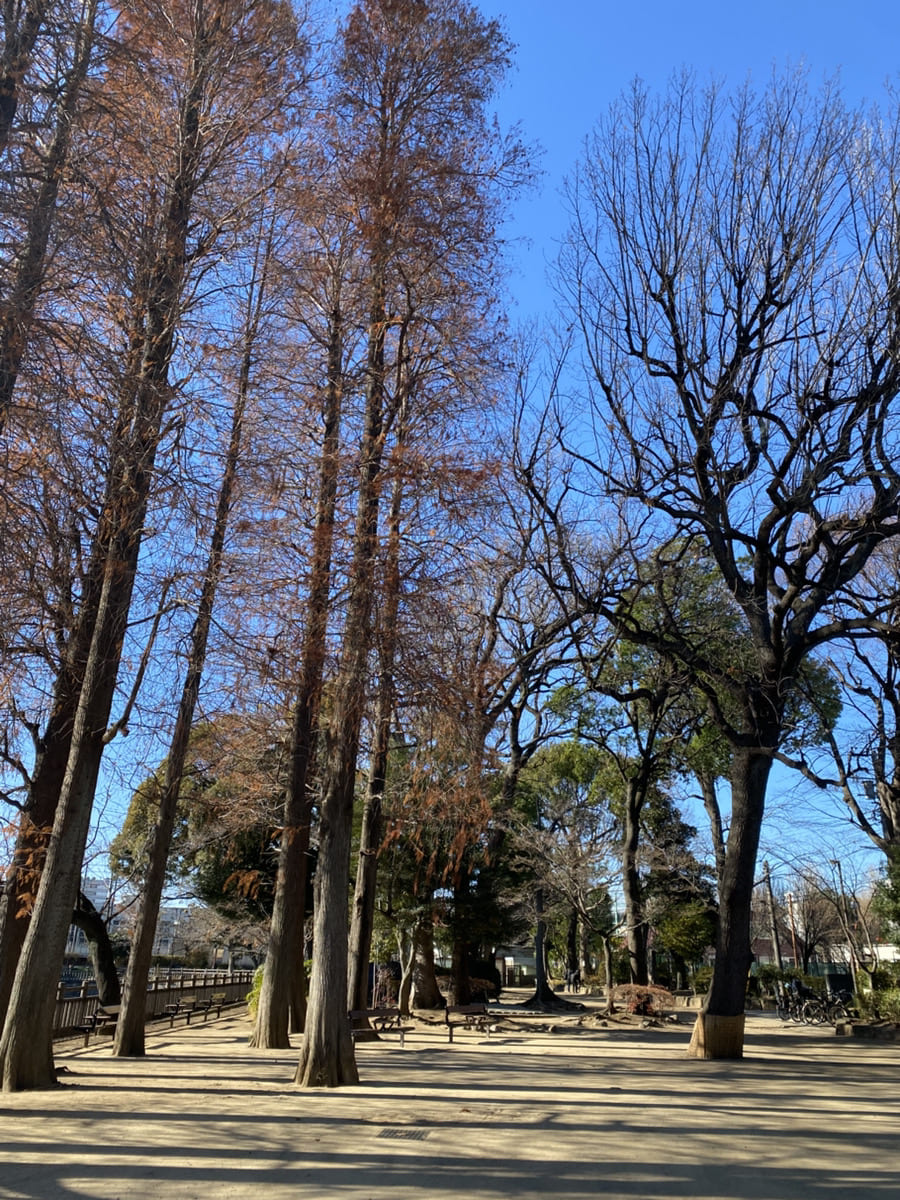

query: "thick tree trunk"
xmin=411 ymin=919 xmax=443 ymax=1009
xmin=347 ymin=442 xmax=402 ymax=1016
xmin=0 ymin=535 xmax=111 ymax=1025
xmin=449 ymin=934 xmax=471 ymax=1007
xmin=0 ymin=23 xmax=207 ymax=1086
xmin=72 ymin=893 xmax=120 ymax=1007
xmin=293 ymin=736 xmax=360 ymax=1086
xmin=115 ymin=274 xmax=255 ymax=1057
xmin=294 ymin=269 xmax=388 ymax=1087
xmin=252 ymin=308 xmax=343 ymax=1049
xmin=622 ymin=780 xmax=648 ymax=985
xmin=0 ymin=549 xmax=138 ymax=1089
xmin=688 ymin=747 xmax=771 ymax=1060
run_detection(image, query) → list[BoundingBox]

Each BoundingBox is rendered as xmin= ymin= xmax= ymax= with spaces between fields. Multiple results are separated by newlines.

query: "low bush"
xmin=246 ymin=965 xmax=264 ymax=1018
xmin=611 ymin=983 xmax=674 ymax=1016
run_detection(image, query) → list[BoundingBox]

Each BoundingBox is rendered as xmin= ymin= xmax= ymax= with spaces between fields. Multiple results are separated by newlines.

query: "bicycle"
xmin=825 ymin=989 xmax=855 ymax=1026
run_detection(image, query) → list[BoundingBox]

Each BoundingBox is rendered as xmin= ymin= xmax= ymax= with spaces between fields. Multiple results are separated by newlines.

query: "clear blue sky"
xmin=476 ymin=0 xmax=899 ymax=878
xmin=479 ymin=0 xmax=900 ymax=319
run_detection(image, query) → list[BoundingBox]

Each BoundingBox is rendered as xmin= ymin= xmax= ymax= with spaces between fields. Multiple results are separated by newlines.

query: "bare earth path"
xmin=1 ymin=998 xmax=897 ymax=1200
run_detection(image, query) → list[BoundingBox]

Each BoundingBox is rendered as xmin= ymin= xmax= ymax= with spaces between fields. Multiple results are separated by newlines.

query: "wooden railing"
xmin=55 ymin=968 xmax=254 ymax=1036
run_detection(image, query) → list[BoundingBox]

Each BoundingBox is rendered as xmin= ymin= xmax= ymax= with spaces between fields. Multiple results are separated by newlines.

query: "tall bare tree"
xmin=537 ymin=72 xmax=900 ymax=1058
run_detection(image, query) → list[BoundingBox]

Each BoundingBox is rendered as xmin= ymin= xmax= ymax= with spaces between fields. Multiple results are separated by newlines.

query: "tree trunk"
xmin=294 ymin=259 xmax=389 ymax=1086
xmin=0 ymin=548 xmax=139 ymax=1089
xmin=523 ymin=887 xmax=562 ymax=1009
xmin=699 ymin=769 xmax=727 ymax=895
xmin=252 ymin=305 xmax=343 ymax=1049
xmin=601 ymin=935 xmax=615 ymax=1014
xmin=411 ymin=919 xmax=443 ymax=1009
xmin=622 ymin=780 xmax=648 ymax=985
xmin=347 ymin=424 xmax=404 ymax=1015
xmin=348 ymin=777 xmax=385 ymax=1013
xmin=449 ymin=934 xmax=471 ymax=1007
xmin=0 ymin=511 xmax=116 ymax=1024
xmin=688 ymin=747 xmax=771 ymax=1060
xmin=114 ymin=249 xmax=260 ymax=1056
xmin=0 ymin=19 xmax=208 ymax=1086
xmin=72 ymin=893 xmax=120 ymax=1007
xmin=566 ymin=908 xmax=579 ymax=980
xmin=397 ymin=930 xmax=414 ymax=1017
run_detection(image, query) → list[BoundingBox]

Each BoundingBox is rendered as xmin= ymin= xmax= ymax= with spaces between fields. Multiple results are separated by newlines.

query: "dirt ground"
xmin=1 ymin=990 xmax=897 ymax=1200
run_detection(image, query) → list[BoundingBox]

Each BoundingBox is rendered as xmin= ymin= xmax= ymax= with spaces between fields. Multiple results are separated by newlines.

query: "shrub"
xmin=611 ymin=983 xmax=674 ymax=1016
xmin=690 ymin=966 xmax=713 ymax=994
xmin=246 ymin=965 xmax=264 ymax=1019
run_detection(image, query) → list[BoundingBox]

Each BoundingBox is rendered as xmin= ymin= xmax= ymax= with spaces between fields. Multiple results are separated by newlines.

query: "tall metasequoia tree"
xmin=0 ymin=0 xmax=102 ymax=1005
xmin=347 ymin=399 xmax=406 ymax=1017
xmin=250 ymin=186 xmax=355 ymax=1050
xmin=540 ymin=73 xmax=900 ymax=1059
xmin=0 ymin=0 xmax=304 ymax=1090
xmin=294 ymin=0 xmax=526 ymax=1087
xmin=113 ymin=213 xmax=279 ymax=1058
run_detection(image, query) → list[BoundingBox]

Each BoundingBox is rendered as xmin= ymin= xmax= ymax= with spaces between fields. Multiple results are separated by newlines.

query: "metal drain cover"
xmin=377 ymin=1128 xmax=428 ymax=1140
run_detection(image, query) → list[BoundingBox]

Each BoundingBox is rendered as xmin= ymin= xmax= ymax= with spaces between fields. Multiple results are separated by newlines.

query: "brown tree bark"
xmin=688 ymin=747 xmax=772 ymax=1058
xmin=0 ymin=0 xmax=211 ymax=1088
xmin=294 ymin=274 xmax=387 ymax=1087
xmin=72 ymin=892 xmax=121 ymax=1008
xmin=411 ymin=919 xmax=443 ymax=1009
xmin=0 ymin=0 xmax=97 ymax=435
xmin=113 ymin=220 xmax=268 ymax=1058
xmin=251 ymin=302 xmax=344 ymax=1050
xmin=347 ymin=410 xmax=405 ymax=1015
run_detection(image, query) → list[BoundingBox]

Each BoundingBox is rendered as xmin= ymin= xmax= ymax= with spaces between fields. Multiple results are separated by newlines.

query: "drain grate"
xmin=377 ymin=1128 xmax=428 ymax=1140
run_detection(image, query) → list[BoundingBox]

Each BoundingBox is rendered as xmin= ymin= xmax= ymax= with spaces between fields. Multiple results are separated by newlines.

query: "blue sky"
xmin=475 ymin=0 xmax=900 ymax=879
xmin=478 ymin=0 xmax=900 ymax=319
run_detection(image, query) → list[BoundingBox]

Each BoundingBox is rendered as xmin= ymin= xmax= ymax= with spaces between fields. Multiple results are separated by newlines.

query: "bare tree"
xmin=533 ymin=72 xmax=900 ymax=1059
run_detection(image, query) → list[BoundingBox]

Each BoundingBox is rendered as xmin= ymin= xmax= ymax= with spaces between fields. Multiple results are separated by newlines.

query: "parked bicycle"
xmin=776 ymin=981 xmax=825 ymax=1024
xmin=824 ymin=989 xmax=856 ymax=1026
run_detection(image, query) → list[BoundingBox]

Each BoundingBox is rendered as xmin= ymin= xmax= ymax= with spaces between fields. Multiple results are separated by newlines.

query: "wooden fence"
xmin=54 ymin=968 xmax=254 ymax=1036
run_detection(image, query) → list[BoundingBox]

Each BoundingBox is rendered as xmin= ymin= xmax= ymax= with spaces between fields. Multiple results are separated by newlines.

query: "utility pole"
xmin=829 ymin=859 xmax=859 ymax=982
xmin=763 ymin=862 xmax=784 ymax=976
xmin=785 ymin=891 xmax=800 ymax=969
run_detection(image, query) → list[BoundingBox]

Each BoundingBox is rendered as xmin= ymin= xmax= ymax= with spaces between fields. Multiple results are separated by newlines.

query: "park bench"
xmin=349 ymin=1007 xmax=413 ymax=1048
xmin=78 ymin=1004 xmax=121 ymax=1047
xmin=207 ymin=991 xmax=227 ymax=1018
xmin=444 ymin=1003 xmax=491 ymax=1042
xmin=163 ymin=996 xmax=201 ymax=1025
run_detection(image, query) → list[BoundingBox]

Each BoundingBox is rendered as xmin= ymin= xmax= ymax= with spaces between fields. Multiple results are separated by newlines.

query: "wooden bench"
xmin=207 ymin=992 xmax=227 ymax=1018
xmin=78 ymin=1004 xmax=121 ymax=1046
xmin=349 ymin=1007 xmax=413 ymax=1048
xmin=445 ymin=1003 xmax=491 ymax=1042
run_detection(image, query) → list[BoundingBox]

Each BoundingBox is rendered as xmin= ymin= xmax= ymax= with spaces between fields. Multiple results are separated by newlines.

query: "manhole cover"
xmin=377 ymin=1128 xmax=428 ymax=1140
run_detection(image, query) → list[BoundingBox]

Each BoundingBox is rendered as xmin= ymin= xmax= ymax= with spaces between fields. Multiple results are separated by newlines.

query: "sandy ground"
xmin=0 ymin=993 xmax=897 ymax=1200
